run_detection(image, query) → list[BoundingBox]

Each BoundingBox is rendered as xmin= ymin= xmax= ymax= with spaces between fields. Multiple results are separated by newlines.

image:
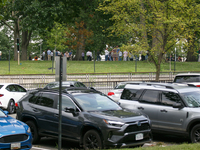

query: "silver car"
xmin=119 ymin=82 xmax=200 ymax=143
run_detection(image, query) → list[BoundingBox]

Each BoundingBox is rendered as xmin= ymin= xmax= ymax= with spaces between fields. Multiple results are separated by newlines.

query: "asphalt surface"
xmin=9 ymin=114 xmax=190 ymax=150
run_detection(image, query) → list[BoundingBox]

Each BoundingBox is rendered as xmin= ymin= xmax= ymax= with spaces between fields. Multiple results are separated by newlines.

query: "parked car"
xmin=173 ymin=73 xmax=200 ymax=87
xmin=0 ymin=83 xmax=27 ymax=114
xmin=119 ymin=82 xmax=200 ymax=143
xmin=16 ymin=87 xmax=152 ymax=149
xmin=43 ymin=81 xmax=87 ymax=89
xmin=0 ymin=108 xmax=32 ymax=149
xmin=107 ymin=81 xmax=144 ymax=102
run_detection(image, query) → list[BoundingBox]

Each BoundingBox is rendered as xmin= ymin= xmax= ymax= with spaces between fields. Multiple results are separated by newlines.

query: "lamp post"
xmin=174 ymin=48 xmax=176 ymax=72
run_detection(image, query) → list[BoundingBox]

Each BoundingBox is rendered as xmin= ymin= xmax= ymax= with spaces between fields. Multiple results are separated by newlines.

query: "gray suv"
xmin=119 ymin=82 xmax=200 ymax=143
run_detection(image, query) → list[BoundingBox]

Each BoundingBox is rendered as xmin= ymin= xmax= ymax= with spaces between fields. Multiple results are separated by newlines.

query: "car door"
xmin=137 ymin=89 xmax=160 ymax=128
xmin=54 ymin=95 xmax=82 ymax=141
xmin=156 ymin=91 xmax=187 ymax=131
xmin=31 ymin=92 xmax=58 ymax=135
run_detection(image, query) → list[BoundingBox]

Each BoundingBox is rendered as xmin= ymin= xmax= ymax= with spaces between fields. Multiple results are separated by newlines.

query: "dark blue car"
xmin=0 ymin=109 xmax=32 ymax=150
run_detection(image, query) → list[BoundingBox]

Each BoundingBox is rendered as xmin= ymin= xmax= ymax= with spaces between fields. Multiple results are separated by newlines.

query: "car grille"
xmin=0 ymin=134 xmax=28 ymax=143
xmin=125 ymin=122 xmax=150 ymax=133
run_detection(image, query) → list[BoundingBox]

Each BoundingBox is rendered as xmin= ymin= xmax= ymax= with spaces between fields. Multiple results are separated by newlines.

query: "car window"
xmin=161 ymin=92 xmax=181 ymax=106
xmin=14 ymin=85 xmax=26 ymax=92
xmin=115 ymin=83 xmax=126 ymax=89
xmin=57 ymin=96 xmax=76 ymax=111
xmin=140 ymin=90 xmax=159 ymax=104
xmin=78 ymin=82 xmax=86 ymax=88
xmin=74 ymin=93 xmax=121 ymax=111
xmin=181 ymin=91 xmax=200 ymax=107
xmin=121 ymin=88 xmax=142 ymax=100
xmin=6 ymin=85 xmax=17 ymax=92
xmin=40 ymin=93 xmax=55 ymax=108
xmin=0 ymin=85 xmax=3 ymax=89
xmin=29 ymin=93 xmax=41 ymax=104
xmin=174 ymin=75 xmax=200 ymax=83
xmin=0 ymin=110 xmax=6 ymax=117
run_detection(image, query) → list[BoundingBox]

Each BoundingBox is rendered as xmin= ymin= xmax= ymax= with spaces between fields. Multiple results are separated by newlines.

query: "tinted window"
xmin=78 ymin=82 xmax=86 ymax=88
xmin=174 ymin=75 xmax=200 ymax=83
xmin=0 ymin=85 xmax=3 ymax=89
xmin=40 ymin=93 xmax=55 ymax=108
xmin=14 ymin=85 xmax=26 ymax=92
xmin=6 ymin=85 xmax=17 ymax=92
xmin=140 ymin=90 xmax=159 ymax=104
xmin=57 ymin=96 xmax=76 ymax=111
xmin=121 ymin=88 xmax=142 ymax=100
xmin=29 ymin=93 xmax=40 ymax=104
xmin=161 ymin=92 xmax=181 ymax=106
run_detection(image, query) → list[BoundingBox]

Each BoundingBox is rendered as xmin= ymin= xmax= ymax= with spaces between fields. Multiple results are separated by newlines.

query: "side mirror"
xmin=3 ymin=111 xmax=9 ymax=115
xmin=173 ymin=103 xmax=183 ymax=109
xmin=64 ymin=107 xmax=75 ymax=113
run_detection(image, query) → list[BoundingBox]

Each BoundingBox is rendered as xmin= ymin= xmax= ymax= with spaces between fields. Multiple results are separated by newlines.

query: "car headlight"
xmin=103 ymin=119 xmax=124 ymax=127
xmin=27 ymin=127 xmax=31 ymax=133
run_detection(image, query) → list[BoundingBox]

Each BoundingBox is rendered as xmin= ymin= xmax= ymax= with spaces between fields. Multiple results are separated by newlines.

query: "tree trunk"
xmin=74 ymin=28 xmax=85 ymax=60
xmin=14 ymin=21 xmax=20 ymax=61
xmin=21 ymin=31 xmax=32 ymax=60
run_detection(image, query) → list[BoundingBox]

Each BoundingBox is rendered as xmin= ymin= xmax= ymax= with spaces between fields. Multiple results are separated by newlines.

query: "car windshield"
xmin=181 ymin=91 xmax=200 ymax=107
xmin=0 ymin=110 xmax=6 ymax=117
xmin=73 ymin=93 xmax=122 ymax=111
xmin=115 ymin=83 xmax=126 ymax=89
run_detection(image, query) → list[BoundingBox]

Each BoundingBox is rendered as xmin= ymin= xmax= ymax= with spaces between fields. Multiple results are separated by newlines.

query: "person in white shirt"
xmin=104 ymin=48 xmax=109 ymax=61
xmin=86 ymin=51 xmax=92 ymax=61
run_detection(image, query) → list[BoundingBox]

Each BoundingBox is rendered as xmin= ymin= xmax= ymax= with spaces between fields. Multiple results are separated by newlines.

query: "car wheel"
xmin=7 ymin=99 xmax=15 ymax=114
xmin=83 ymin=130 xmax=103 ymax=149
xmin=26 ymin=121 xmax=40 ymax=144
xmin=190 ymin=124 xmax=200 ymax=143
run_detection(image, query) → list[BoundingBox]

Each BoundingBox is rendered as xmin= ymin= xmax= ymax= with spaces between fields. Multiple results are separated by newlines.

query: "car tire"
xmin=26 ymin=121 xmax=40 ymax=144
xmin=83 ymin=130 xmax=103 ymax=149
xmin=190 ymin=124 xmax=200 ymax=143
xmin=7 ymin=99 xmax=15 ymax=114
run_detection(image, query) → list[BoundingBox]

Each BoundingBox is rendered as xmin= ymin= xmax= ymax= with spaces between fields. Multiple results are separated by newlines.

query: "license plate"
xmin=135 ymin=133 xmax=143 ymax=140
xmin=11 ymin=143 xmax=21 ymax=149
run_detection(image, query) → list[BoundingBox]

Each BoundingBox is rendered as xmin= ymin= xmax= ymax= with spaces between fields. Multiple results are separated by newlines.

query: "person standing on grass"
xmin=0 ymin=51 xmax=2 ymax=60
xmin=47 ymin=49 xmax=51 ymax=60
xmin=42 ymin=50 xmax=46 ymax=60
xmin=118 ymin=49 xmax=122 ymax=61
xmin=104 ymin=48 xmax=109 ymax=61
xmin=82 ymin=51 xmax=85 ymax=61
xmin=97 ymin=50 xmax=101 ymax=61
xmin=123 ymin=50 xmax=128 ymax=61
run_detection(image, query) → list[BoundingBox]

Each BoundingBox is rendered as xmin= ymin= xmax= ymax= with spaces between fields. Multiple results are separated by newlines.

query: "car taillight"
xmin=108 ymin=92 xmax=114 ymax=96
xmin=15 ymin=103 xmax=19 ymax=109
xmin=196 ymin=85 xmax=200 ymax=87
xmin=0 ymin=94 xmax=3 ymax=97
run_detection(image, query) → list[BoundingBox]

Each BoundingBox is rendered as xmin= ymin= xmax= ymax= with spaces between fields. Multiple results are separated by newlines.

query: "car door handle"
xmin=137 ymin=107 xmax=144 ymax=110
xmin=160 ymin=109 xmax=167 ymax=113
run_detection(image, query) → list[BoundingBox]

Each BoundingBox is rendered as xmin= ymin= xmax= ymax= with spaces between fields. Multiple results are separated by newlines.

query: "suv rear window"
xmin=174 ymin=75 xmax=200 ymax=83
xmin=121 ymin=88 xmax=142 ymax=100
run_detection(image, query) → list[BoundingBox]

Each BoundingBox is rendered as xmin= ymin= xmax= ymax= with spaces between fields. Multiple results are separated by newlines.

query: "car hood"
xmin=87 ymin=109 xmax=145 ymax=123
xmin=0 ymin=116 xmax=26 ymax=137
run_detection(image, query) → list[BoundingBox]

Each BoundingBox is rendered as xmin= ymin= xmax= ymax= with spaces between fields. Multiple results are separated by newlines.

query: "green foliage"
xmin=46 ymin=22 xmax=69 ymax=53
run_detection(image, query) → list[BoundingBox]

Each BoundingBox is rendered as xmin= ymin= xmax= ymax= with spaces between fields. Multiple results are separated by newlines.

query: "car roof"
xmin=175 ymin=73 xmax=200 ymax=76
xmin=124 ymin=82 xmax=200 ymax=93
xmin=34 ymin=87 xmax=100 ymax=95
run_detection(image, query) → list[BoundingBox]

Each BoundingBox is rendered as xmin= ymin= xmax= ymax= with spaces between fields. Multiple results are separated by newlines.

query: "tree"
xmin=99 ymin=0 xmax=200 ymax=80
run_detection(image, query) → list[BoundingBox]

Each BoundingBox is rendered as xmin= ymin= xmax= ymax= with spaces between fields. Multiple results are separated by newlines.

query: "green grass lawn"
xmin=0 ymin=60 xmax=200 ymax=75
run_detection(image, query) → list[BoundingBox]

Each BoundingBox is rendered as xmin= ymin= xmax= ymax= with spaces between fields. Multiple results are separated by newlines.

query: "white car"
xmin=0 ymin=83 xmax=27 ymax=114
xmin=173 ymin=73 xmax=200 ymax=87
xmin=107 ymin=81 xmax=144 ymax=102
